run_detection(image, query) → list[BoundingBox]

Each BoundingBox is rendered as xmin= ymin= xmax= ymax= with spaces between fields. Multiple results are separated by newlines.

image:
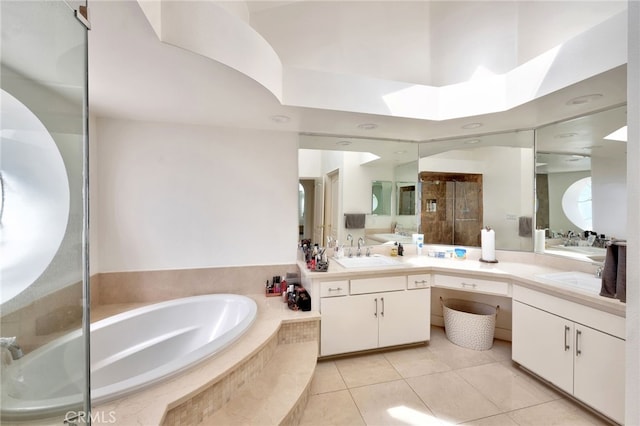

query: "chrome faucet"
xmin=0 ymin=337 xmax=23 ymax=363
xmin=595 ymin=265 xmax=604 ymax=278
xmin=357 ymin=237 xmax=365 ymax=257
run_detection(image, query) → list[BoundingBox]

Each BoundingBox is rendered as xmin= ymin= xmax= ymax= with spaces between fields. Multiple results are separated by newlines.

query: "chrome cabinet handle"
xmin=381 ymin=297 xmax=385 ymax=317
xmin=576 ymin=329 xmax=582 ymax=356
xmin=327 ymin=287 xmax=342 ymax=292
xmin=461 ymin=282 xmax=477 ymax=289
xmin=374 ymin=298 xmax=378 ymax=317
xmin=414 ymin=280 xmax=429 ymax=287
xmin=564 ymin=325 xmax=571 ymax=351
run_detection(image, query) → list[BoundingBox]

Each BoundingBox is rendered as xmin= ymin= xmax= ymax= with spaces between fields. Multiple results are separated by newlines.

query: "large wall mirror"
xmin=297 ymin=104 xmax=627 ymax=262
xmin=535 ymin=105 xmax=627 ymax=261
xmin=298 ymin=135 xmax=419 ymax=246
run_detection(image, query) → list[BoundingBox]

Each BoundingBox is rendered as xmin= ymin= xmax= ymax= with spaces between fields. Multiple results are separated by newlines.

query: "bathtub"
xmin=1 ymin=294 xmax=257 ymax=420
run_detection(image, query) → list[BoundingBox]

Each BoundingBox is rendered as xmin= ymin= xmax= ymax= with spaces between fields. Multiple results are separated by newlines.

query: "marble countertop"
xmin=300 ymin=245 xmax=625 ymax=317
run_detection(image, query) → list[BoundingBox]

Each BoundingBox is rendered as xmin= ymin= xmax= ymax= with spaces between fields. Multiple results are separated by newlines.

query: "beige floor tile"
xmin=383 ymin=346 xmax=451 ymax=378
xmin=299 ymin=390 xmax=365 ymax=426
xmin=486 ymin=339 xmax=512 ymax=362
xmin=427 ymin=334 xmax=496 ymax=370
xmin=334 ymin=353 xmax=402 ymax=388
xmin=349 ymin=379 xmax=442 ymax=426
xmin=303 ymin=327 xmax=606 ymax=426
xmin=506 ymin=399 xmax=610 ymax=425
xmin=407 ymin=371 xmax=502 ymax=424
xmin=456 ymin=361 xmax=560 ymax=411
xmin=310 ymin=361 xmax=347 ymax=395
xmin=460 ymin=413 xmax=519 ymax=426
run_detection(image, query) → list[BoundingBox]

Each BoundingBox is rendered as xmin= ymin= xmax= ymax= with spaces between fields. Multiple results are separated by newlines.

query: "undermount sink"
xmin=333 ymin=254 xmax=403 ymax=268
xmin=535 ymin=271 xmax=602 ymax=294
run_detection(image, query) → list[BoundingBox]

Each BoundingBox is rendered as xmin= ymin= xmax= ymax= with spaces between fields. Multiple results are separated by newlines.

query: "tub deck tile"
xmin=200 ymin=341 xmax=318 ymax=425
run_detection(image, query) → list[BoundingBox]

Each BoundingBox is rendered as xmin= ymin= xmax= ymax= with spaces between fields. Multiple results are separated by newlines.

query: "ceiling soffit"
xmin=139 ymin=1 xmax=627 ymax=122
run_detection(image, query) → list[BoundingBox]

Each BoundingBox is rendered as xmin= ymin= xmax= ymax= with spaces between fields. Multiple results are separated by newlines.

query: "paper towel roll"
xmin=481 ymin=228 xmax=496 ymax=261
xmin=534 ymin=229 xmax=545 ymax=253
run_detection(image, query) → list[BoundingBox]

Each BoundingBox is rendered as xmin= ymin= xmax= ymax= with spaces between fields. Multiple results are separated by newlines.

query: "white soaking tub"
xmin=1 ymin=294 xmax=257 ymax=421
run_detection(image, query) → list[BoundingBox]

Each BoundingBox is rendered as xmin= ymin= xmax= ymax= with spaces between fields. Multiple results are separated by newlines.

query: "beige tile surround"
xmin=92 ymin=295 xmax=319 ymax=425
xmin=0 ymin=264 xmax=299 ymax=354
xmin=94 ymin=264 xmax=300 ymax=306
xmin=162 ymin=315 xmax=319 ymax=426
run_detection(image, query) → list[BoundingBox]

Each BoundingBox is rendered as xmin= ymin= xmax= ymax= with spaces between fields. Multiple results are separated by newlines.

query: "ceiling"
xmin=86 ymin=1 xmax=628 ymax=148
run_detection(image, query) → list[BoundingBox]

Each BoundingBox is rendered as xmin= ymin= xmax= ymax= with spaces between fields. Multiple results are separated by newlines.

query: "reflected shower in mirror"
xmin=419 ymin=130 xmax=535 ymax=251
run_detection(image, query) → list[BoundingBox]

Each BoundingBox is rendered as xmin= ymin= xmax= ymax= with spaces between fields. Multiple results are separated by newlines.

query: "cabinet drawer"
xmin=407 ymin=274 xmax=431 ymax=289
xmin=320 ymin=280 xmax=349 ymax=298
xmin=350 ymin=276 xmax=406 ymax=295
xmin=434 ymin=274 xmax=509 ymax=296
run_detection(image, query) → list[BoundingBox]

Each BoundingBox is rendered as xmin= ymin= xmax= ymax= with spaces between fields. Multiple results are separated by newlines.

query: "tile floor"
xmin=300 ymin=326 xmax=610 ymax=426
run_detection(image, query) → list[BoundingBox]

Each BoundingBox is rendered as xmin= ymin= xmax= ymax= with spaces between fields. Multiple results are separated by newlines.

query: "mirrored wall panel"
xmin=298 ymin=135 xmax=419 ymax=246
xmin=535 ymin=105 xmax=627 ymax=262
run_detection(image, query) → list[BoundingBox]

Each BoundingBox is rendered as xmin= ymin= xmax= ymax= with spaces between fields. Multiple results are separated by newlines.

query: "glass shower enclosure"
xmin=1 ymin=1 xmax=90 ymax=423
xmin=420 ymin=172 xmax=484 ymax=247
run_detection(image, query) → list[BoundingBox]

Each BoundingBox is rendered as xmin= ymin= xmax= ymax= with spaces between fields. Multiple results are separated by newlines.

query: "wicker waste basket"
xmin=441 ymin=297 xmax=499 ymax=351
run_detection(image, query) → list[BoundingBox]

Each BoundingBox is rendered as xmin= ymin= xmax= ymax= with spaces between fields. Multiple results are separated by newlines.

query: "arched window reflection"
xmin=562 ymin=177 xmax=592 ymax=231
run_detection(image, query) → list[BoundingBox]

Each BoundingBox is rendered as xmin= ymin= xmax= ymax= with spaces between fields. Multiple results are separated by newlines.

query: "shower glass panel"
xmin=1 ymin=1 xmax=89 ymax=422
xmin=452 ymin=181 xmax=482 ymax=246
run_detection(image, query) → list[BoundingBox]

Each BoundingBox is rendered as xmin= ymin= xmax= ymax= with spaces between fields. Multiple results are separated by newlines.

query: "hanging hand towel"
xmin=600 ymin=243 xmax=619 ymax=298
xmin=344 ymin=213 xmax=366 ymax=229
xmin=518 ymin=216 xmax=532 ymax=237
xmin=616 ymin=244 xmax=627 ymax=303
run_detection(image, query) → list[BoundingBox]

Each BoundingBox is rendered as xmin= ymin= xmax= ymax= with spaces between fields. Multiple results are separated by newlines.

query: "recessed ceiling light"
xmin=565 ymin=94 xmax=603 ymax=106
xmin=336 ymin=140 xmax=352 ymax=146
xmin=269 ymin=114 xmax=290 ymax=123
xmin=357 ymin=123 xmax=378 ymax=130
xmin=465 ymin=139 xmax=481 ymax=145
xmin=461 ymin=122 xmax=482 ymax=129
xmin=394 ymin=150 xmax=407 ymax=154
xmin=554 ymin=132 xmax=578 ymax=139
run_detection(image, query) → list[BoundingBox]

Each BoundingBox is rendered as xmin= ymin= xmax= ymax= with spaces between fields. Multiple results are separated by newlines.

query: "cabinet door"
xmin=320 ymin=294 xmax=378 ymax=356
xmin=573 ymin=325 xmax=625 ymax=424
xmin=512 ymin=301 xmax=573 ymax=394
xmin=378 ymin=289 xmax=430 ymax=348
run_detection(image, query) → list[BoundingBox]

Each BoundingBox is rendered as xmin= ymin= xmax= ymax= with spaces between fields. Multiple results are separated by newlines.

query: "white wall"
xmin=95 ymin=118 xmax=299 ymax=272
xmin=592 ymin=154 xmax=627 ymax=238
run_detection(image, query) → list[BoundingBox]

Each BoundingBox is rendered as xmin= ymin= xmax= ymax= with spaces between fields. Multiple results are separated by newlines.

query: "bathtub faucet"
xmin=0 ymin=337 xmax=24 ymax=362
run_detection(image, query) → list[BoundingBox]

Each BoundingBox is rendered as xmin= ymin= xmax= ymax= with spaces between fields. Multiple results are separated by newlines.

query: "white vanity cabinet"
xmin=512 ymin=285 xmax=625 ymax=424
xmin=320 ymin=275 xmax=430 ymax=357
xmin=433 ymin=273 xmax=510 ymax=296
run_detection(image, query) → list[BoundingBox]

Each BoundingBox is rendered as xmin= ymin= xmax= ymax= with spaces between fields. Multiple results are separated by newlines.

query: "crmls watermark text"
xmin=64 ymin=410 xmax=117 ymax=424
